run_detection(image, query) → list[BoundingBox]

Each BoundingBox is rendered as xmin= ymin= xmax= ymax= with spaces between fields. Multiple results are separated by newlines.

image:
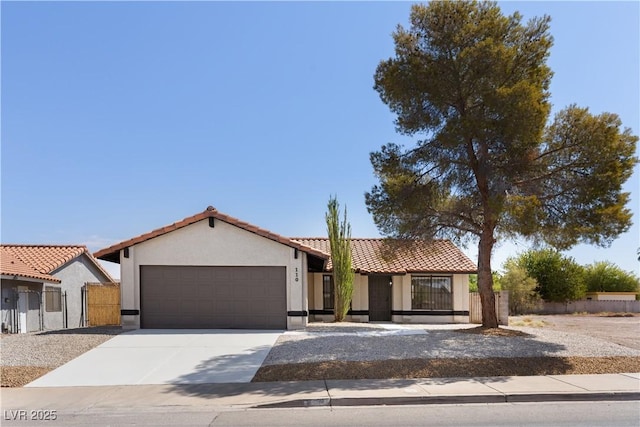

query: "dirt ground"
xmin=510 ymin=313 xmax=640 ymax=350
xmin=253 ymin=356 xmax=640 ymax=382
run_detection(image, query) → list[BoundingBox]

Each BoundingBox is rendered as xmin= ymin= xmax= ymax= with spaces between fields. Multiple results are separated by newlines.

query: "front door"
xmin=368 ymin=276 xmax=391 ymax=321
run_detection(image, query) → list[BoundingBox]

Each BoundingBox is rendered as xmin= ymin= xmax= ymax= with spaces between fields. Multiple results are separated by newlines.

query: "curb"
xmin=254 ymin=392 xmax=640 ymax=408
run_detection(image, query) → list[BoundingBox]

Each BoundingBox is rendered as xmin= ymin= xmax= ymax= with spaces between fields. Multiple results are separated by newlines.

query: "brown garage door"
xmin=140 ymin=266 xmax=286 ymax=329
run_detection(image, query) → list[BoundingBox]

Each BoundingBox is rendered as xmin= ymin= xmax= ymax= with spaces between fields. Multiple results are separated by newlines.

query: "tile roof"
xmin=1 ymin=245 xmax=115 ymax=283
xmin=291 ymin=238 xmax=477 ymax=274
xmin=0 ymin=249 xmax=60 ymax=283
xmin=94 ymin=206 xmax=330 ymax=263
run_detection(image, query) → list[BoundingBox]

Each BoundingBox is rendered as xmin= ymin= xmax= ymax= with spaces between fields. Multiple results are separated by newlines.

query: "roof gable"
xmin=292 ymin=238 xmax=477 ymax=274
xmin=94 ymin=206 xmax=330 ymax=263
xmin=1 ymin=245 xmax=115 ymax=283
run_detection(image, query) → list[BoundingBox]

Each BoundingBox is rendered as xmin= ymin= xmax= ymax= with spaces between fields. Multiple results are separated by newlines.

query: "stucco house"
xmin=1 ymin=245 xmax=116 ymax=333
xmin=94 ymin=206 xmax=476 ymax=330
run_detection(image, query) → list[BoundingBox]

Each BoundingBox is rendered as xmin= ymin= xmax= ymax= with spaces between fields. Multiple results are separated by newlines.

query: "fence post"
xmin=80 ymin=285 xmax=86 ymax=327
xmin=63 ymin=291 xmax=68 ymax=329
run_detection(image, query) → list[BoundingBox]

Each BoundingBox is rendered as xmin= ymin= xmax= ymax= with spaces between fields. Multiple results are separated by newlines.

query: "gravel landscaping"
xmin=2 ymin=317 xmax=639 ymax=387
xmin=252 ymin=321 xmax=640 ymax=382
xmin=260 ymin=323 xmax=640 ymax=365
xmin=0 ymin=327 xmax=122 ymax=387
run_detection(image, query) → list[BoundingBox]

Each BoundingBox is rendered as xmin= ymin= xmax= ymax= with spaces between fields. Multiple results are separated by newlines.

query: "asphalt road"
xmin=4 ymin=401 xmax=638 ymax=427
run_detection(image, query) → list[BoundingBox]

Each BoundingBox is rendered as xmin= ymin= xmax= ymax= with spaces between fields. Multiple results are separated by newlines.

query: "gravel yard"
xmin=0 ymin=327 xmax=122 ymax=387
xmin=260 ymin=322 xmax=640 ymax=365
xmin=253 ymin=320 xmax=640 ymax=382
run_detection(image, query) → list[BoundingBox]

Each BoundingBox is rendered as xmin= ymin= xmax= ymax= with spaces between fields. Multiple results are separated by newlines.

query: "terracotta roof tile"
xmin=93 ymin=207 xmax=474 ymax=274
xmin=1 ymin=245 xmax=114 ymax=283
xmin=94 ymin=207 xmax=330 ymax=263
xmin=0 ymin=250 xmax=61 ymax=283
xmin=291 ymin=238 xmax=477 ymax=274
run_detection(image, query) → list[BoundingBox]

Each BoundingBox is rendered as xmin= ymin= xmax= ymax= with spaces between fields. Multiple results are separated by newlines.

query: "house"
xmin=295 ymin=237 xmax=476 ymax=324
xmin=94 ymin=206 xmax=477 ymax=330
xmin=1 ymin=245 xmax=115 ymax=333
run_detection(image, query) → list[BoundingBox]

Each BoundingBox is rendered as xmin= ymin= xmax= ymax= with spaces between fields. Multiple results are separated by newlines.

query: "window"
xmin=411 ymin=276 xmax=452 ymax=310
xmin=322 ymin=275 xmax=334 ymax=310
xmin=45 ymin=286 xmax=62 ymax=312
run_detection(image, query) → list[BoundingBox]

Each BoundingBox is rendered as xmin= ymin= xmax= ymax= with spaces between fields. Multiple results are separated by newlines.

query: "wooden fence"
xmin=469 ymin=291 xmax=509 ymax=325
xmin=85 ymin=283 xmax=121 ymax=326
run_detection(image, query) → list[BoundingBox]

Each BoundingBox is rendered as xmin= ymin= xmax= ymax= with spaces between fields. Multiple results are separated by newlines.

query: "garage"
xmin=140 ymin=265 xmax=287 ymax=329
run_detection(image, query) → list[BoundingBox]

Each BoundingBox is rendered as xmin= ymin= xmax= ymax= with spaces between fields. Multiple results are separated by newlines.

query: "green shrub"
xmin=517 ymin=249 xmax=586 ymax=302
xmin=583 ymin=261 xmax=639 ymax=293
xmin=501 ymin=260 xmax=541 ymax=314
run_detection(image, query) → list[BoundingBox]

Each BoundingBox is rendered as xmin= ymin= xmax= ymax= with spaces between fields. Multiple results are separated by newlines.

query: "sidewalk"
xmin=2 ymin=374 xmax=638 ymax=412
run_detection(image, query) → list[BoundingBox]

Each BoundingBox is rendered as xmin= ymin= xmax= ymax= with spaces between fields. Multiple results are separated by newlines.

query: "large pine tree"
xmin=367 ymin=1 xmax=637 ymax=327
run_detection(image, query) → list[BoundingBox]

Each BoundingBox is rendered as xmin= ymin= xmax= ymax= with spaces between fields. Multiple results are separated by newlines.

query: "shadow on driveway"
xmin=164 ymin=329 xmax=574 ymax=398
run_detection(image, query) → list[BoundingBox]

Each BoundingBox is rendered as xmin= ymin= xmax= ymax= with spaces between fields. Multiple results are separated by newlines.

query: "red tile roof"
xmin=94 ymin=207 xmax=331 ymax=263
xmin=292 ymin=238 xmax=477 ymax=274
xmin=1 ymin=245 xmax=115 ymax=283
xmin=0 ymin=250 xmax=60 ymax=283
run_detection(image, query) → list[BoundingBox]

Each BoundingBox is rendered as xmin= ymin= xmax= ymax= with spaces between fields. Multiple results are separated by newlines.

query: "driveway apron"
xmin=26 ymin=329 xmax=282 ymax=387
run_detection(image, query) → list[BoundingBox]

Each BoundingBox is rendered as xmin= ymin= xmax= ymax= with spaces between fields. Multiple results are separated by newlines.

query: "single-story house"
xmin=94 ymin=206 xmax=477 ymax=330
xmin=1 ymin=245 xmax=116 ymax=333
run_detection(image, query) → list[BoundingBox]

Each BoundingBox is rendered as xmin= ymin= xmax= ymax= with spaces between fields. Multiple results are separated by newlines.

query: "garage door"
xmin=140 ymin=266 xmax=286 ymax=329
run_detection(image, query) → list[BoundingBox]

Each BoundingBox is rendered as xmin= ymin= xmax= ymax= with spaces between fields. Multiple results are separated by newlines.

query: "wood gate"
xmin=84 ymin=283 xmax=121 ymax=326
xmin=469 ymin=291 xmax=509 ymax=325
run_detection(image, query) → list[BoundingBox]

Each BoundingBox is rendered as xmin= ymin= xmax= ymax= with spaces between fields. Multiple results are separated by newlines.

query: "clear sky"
xmin=2 ymin=1 xmax=639 ymax=280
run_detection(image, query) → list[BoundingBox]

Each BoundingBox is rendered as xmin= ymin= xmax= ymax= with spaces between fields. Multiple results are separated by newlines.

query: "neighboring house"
xmin=94 ymin=206 xmax=477 ymax=330
xmin=1 ymin=245 xmax=115 ymax=333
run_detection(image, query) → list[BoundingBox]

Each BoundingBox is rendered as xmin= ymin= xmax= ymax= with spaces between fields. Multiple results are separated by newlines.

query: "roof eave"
xmin=406 ymin=269 xmax=478 ymax=274
xmin=94 ymin=208 xmax=331 ymax=262
xmin=1 ymin=273 xmax=61 ymax=284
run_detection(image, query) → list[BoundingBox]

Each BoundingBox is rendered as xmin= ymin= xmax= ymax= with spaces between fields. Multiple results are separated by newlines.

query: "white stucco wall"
xmin=351 ymin=274 xmax=368 ymax=322
xmin=308 ymin=272 xmax=369 ymax=323
xmin=119 ymin=218 xmax=307 ymax=329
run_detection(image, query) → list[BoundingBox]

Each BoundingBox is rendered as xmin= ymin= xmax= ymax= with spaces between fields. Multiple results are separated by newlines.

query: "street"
xmin=3 ymin=401 xmax=638 ymax=427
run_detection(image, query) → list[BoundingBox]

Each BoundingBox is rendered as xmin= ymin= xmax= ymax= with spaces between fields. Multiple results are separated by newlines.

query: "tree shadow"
xmin=31 ymin=326 xmax=123 ymax=336
xmin=259 ymin=329 xmax=571 ymax=365
xmin=164 ymin=327 xmax=578 ymax=399
xmin=167 ymin=344 xmax=273 ymax=384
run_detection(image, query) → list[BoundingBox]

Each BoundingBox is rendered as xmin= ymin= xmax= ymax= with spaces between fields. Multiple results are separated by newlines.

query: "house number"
xmin=295 ymin=267 xmax=299 ymax=282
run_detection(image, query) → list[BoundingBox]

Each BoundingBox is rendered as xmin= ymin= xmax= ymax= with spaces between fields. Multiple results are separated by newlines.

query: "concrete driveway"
xmin=26 ymin=329 xmax=282 ymax=387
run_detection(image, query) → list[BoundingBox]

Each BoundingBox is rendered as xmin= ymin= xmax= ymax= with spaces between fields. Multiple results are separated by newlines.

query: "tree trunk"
xmin=478 ymin=229 xmax=498 ymax=328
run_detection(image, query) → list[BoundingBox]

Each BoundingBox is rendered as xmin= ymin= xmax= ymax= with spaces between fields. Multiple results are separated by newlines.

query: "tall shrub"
xmin=325 ymin=196 xmax=354 ymax=321
xmin=583 ymin=261 xmax=640 ymax=293
xmin=519 ymin=249 xmax=586 ymax=302
xmin=501 ymin=259 xmax=541 ymax=314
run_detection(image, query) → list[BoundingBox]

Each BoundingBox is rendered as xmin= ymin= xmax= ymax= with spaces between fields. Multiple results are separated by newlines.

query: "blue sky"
xmin=2 ymin=1 xmax=638 ymax=280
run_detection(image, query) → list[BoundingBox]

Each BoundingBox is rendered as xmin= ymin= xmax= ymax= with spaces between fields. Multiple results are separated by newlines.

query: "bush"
xmin=583 ymin=261 xmax=640 ymax=293
xmin=518 ymin=249 xmax=586 ymax=302
xmin=501 ymin=260 xmax=541 ymax=314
